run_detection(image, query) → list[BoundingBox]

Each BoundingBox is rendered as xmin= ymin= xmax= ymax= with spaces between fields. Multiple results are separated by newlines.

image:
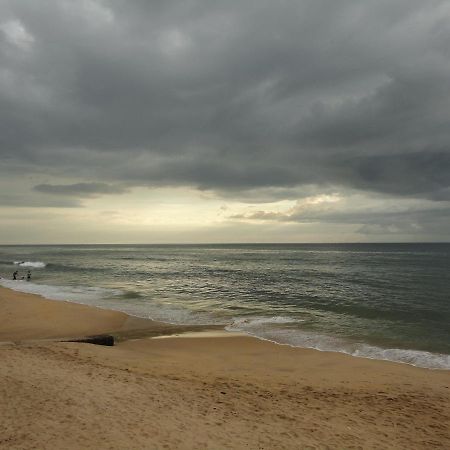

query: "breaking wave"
xmin=13 ymin=261 xmax=46 ymax=268
xmin=226 ymin=316 xmax=450 ymax=370
xmin=0 ymin=279 xmax=121 ymax=304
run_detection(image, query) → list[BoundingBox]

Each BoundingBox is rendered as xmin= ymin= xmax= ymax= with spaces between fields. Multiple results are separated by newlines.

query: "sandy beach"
xmin=1 ymin=286 xmax=449 ymax=449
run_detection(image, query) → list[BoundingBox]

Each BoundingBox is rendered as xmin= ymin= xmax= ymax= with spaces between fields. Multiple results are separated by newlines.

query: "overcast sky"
xmin=1 ymin=0 xmax=449 ymax=243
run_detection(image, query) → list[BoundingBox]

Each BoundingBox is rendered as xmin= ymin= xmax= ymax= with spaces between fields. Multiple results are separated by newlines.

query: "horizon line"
xmin=1 ymin=242 xmax=449 ymax=246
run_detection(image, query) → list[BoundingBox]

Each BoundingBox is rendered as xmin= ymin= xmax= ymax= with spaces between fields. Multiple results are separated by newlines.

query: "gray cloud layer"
xmin=0 ymin=0 xmax=449 ymax=235
xmin=231 ymin=194 xmax=450 ymax=237
xmin=34 ymin=182 xmax=128 ymax=197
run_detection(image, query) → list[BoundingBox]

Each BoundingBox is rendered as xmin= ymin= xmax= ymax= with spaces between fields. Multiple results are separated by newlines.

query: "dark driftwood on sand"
xmin=66 ymin=335 xmax=115 ymax=346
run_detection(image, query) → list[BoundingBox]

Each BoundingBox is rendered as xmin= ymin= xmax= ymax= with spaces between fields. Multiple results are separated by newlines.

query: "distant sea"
xmin=1 ymin=243 xmax=449 ymax=369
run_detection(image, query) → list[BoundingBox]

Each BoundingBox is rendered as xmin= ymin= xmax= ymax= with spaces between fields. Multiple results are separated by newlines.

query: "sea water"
xmin=1 ymin=243 xmax=449 ymax=369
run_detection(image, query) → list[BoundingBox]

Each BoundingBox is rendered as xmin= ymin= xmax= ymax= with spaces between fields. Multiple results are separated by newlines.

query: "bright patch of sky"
xmin=1 ymin=19 xmax=34 ymax=50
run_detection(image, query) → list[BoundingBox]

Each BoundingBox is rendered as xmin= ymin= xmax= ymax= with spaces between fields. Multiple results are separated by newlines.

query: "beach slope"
xmin=1 ymin=286 xmax=449 ymax=449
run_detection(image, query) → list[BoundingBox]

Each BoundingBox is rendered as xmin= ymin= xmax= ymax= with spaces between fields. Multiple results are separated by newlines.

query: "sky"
xmin=0 ymin=0 xmax=449 ymax=244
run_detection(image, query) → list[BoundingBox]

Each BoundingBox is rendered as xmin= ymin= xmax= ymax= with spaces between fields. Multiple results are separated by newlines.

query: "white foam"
xmin=0 ymin=278 xmax=216 ymax=324
xmin=2 ymin=277 xmax=448 ymax=370
xmin=229 ymin=316 xmax=302 ymax=327
xmin=352 ymin=345 xmax=450 ymax=370
xmin=13 ymin=261 xmax=46 ymax=268
xmin=0 ymin=279 xmax=121 ymax=304
xmin=227 ymin=317 xmax=450 ymax=370
xmin=138 ymin=302 xmax=222 ymax=326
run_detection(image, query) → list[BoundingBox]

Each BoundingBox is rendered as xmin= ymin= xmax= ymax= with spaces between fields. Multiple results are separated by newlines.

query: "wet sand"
xmin=1 ymin=286 xmax=449 ymax=449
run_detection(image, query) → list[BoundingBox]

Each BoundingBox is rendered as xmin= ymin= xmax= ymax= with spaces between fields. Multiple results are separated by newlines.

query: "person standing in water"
xmin=13 ymin=270 xmax=18 ymax=280
xmin=27 ymin=270 xmax=31 ymax=281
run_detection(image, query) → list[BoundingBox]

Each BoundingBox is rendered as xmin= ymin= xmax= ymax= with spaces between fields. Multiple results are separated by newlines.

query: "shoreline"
xmin=2 ymin=280 xmax=448 ymax=371
xmin=0 ymin=286 xmax=225 ymax=342
xmin=1 ymin=286 xmax=449 ymax=449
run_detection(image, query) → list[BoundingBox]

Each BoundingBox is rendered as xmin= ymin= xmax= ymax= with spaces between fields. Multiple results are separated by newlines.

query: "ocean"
xmin=1 ymin=243 xmax=449 ymax=369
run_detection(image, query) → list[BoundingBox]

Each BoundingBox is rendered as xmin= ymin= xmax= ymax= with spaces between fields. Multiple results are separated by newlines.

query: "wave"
xmin=0 ymin=260 xmax=14 ymax=265
xmin=13 ymin=261 xmax=46 ymax=268
xmin=351 ymin=345 xmax=450 ymax=370
xmin=230 ymin=316 xmax=302 ymax=327
xmin=0 ymin=278 xmax=219 ymax=325
xmin=1 ymin=275 xmax=448 ymax=370
xmin=0 ymin=279 xmax=122 ymax=304
xmin=226 ymin=316 xmax=450 ymax=370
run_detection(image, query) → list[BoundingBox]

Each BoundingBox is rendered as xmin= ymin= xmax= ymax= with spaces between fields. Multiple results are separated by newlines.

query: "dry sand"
xmin=0 ymin=286 xmax=449 ymax=449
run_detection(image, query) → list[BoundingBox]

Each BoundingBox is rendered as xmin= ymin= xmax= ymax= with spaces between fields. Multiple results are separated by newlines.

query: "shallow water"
xmin=1 ymin=243 xmax=449 ymax=369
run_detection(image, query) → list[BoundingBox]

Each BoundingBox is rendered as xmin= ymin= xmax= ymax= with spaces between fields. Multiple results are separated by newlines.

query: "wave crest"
xmin=229 ymin=316 xmax=302 ymax=328
xmin=14 ymin=261 xmax=46 ymax=268
xmin=227 ymin=316 xmax=450 ymax=370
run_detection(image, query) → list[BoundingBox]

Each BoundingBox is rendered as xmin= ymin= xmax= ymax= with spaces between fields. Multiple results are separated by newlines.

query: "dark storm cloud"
xmin=34 ymin=182 xmax=128 ymax=197
xmin=0 ymin=0 xmax=449 ymax=202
